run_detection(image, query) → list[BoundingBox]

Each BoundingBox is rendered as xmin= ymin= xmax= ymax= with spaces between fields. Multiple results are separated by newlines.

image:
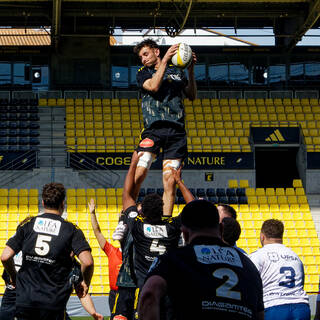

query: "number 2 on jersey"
xmin=279 ymin=266 xmax=295 ymax=288
xmin=35 ymin=234 xmax=52 ymax=256
xmin=150 ymin=239 xmax=166 ymax=255
xmin=213 ymin=268 xmax=241 ymax=300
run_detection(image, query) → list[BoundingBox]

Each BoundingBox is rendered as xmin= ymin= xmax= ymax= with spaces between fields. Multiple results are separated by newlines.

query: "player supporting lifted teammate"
xmin=250 ymin=219 xmax=310 ymax=320
xmin=1 ymin=183 xmax=94 ymax=320
xmin=133 ymin=39 xmax=197 ymax=216
xmin=117 ymin=152 xmax=195 ymax=319
xmin=139 ymin=200 xmax=264 ymax=320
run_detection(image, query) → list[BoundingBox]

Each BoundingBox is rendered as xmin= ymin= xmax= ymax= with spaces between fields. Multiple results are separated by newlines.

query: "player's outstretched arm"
xmin=143 ymin=44 xmax=179 ymax=93
xmin=170 ymin=167 xmax=194 ymax=204
xmin=89 ymin=198 xmax=107 ymax=250
xmin=1 ymin=246 xmax=16 ymax=286
xmin=139 ymin=275 xmax=167 ymax=320
xmin=184 ymin=52 xmax=197 ymax=101
xmin=123 ymin=151 xmax=142 ymax=211
xmin=78 ymin=293 xmax=104 ymax=320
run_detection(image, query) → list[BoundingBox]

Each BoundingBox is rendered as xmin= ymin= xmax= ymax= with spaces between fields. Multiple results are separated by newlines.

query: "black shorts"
xmin=111 ymin=286 xmax=137 ymax=320
xmin=15 ymin=307 xmax=66 ymax=320
xmin=0 ymin=288 xmax=16 ymax=320
xmin=137 ymin=121 xmax=188 ymax=160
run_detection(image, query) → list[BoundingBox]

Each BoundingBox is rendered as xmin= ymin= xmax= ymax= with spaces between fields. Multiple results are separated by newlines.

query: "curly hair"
xmin=141 ymin=193 xmax=163 ymax=223
xmin=133 ymin=39 xmax=159 ymax=55
xmin=42 ymin=183 xmax=66 ymax=210
xmin=261 ymin=219 xmax=284 ymax=239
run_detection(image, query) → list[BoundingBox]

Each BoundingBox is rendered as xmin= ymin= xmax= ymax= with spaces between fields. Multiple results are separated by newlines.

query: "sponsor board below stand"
xmin=0 ymin=151 xmax=37 ymax=170
xmin=70 ymin=152 xmax=254 ymax=170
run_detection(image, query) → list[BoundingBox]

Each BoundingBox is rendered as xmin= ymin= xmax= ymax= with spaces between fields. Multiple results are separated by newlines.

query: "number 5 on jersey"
xmin=35 ymin=234 xmax=52 ymax=256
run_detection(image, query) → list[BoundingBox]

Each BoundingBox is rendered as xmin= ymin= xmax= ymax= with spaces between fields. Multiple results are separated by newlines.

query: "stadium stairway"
xmin=38 ymin=105 xmax=66 ymax=167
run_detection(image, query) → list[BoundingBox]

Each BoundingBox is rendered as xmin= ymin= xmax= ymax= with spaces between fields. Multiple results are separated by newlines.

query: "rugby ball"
xmin=171 ymin=43 xmax=192 ymax=69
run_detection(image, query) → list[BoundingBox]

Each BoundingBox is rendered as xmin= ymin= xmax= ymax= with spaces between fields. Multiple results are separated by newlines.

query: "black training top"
xmin=7 ymin=213 xmax=91 ymax=311
xmin=147 ymin=236 xmax=264 ymax=320
xmin=123 ymin=205 xmax=181 ymax=287
xmin=136 ymin=65 xmax=188 ymax=129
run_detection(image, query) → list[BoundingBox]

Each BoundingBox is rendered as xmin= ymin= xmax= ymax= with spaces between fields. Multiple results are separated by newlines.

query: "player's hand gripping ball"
xmin=171 ymin=43 xmax=192 ymax=69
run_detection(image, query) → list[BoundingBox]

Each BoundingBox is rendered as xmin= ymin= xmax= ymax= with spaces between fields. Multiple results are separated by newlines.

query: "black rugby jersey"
xmin=147 ymin=236 xmax=264 ymax=320
xmin=6 ymin=213 xmax=91 ymax=311
xmin=123 ymin=206 xmax=181 ymax=287
xmin=136 ymin=65 xmax=188 ymax=129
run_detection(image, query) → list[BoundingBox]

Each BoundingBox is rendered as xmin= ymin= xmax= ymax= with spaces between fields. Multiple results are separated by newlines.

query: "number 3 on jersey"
xmin=279 ymin=266 xmax=295 ymax=288
xmin=35 ymin=234 xmax=52 ymax=256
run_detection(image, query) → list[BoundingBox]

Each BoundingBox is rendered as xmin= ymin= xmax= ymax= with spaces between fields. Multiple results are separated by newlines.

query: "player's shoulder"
xmin=18 ymin=215 xmax=36 ymax=227
xmin=124 ymin=205 xmax=139 ymax=219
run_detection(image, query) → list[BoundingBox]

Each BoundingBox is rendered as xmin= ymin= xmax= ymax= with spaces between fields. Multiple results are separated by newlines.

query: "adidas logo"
xmin=265 ymin=129 xmax=285 ymax=142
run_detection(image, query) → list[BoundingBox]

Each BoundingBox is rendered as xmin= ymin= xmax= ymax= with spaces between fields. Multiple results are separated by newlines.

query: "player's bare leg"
xmin=133 ymin=152 xmax=156 ymax=200
xmin=133 ymin=166 xmax=148 ymax=200
xmin=162 ymin=159 xmax=181 ymax=216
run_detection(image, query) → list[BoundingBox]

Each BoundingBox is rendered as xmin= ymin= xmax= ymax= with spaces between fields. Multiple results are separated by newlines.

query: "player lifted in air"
xmin=133 ymin=39 xmax=197 ymax=216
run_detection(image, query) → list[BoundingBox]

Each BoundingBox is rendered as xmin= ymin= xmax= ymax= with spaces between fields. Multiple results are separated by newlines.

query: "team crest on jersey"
xmin=194 ymin=245 xmax=243 ymax=268
xmin=33 ymin=217 xmax=61 ymax=236
xmin=143 ymin=224 xmax=168 ymax=238
xmin=129 ymin=211 xmax=138 ymax=218
xmin=267 ymin=252 xmax=279 ymax=262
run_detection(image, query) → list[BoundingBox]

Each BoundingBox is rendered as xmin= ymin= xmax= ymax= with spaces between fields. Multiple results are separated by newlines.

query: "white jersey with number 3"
xmin=250 ymin=243 xmax=309 ymax=309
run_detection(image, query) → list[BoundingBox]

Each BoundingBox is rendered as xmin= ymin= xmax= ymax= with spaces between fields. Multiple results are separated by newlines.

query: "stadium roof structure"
xmin=0 ymin=28 xmax=51 ymax=46
xmin=0 ymin=0 xmax=319 ymax=49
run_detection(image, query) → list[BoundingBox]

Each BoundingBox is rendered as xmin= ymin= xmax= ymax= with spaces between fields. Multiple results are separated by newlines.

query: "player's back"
xmin=250 ymin=243 xmax=308 ymax=309
xmin=131 ymin=215 xmax=181 ymax=287
xmin=7 ymin=213 xmax=90 ymax=310
xmin=148 ymin=237 xmax=264 ymax=320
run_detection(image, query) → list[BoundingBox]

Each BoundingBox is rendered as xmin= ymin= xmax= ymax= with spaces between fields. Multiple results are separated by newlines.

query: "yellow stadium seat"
xmin=8 ymin=205 xmax=18 ymax=213
xmin=0 ymin=205 xmax=7 ymax=214
xmin=275 ymin=188 xmax=285 ymax=196
xmin=298 ymin=195 xmax=308 ymax=204
xmin=29 ymin=197 xmax=38 ymax=205
xmin=287 ymin=195 xmax=297 ymax=204
xmin=239 ymin=204 xmax=249 ymax=214
xmin=257 ymin=196 xmax=267 ymax=204
xmin=9 ymin=189 xmax=18 ymax=197
xmin=0 ymin=189 xmax=8 ymax=197
xmin=245 ymin=188 xmax=255 ymax=196
xmin=29 ymin=205 xmax=38 ymax=214
xmin=289 ymin=204 xmax=300 ymax=212
xmin=240 ymin=180 xmax=249 ymax=188
xmin=259 ymin=204 xmax=269 ymax=212
xmin=19 ymin=197 xmax=28 ymax=205
xmin=0 ymin=197 xmax=7 ymax=205
xmin=38 ymin=98 xmax=47 ymax=106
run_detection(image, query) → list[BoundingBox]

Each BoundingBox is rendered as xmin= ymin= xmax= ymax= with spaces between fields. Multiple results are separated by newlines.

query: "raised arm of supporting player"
xmin=123 ymin=151 xmax=142 ymax=211
xmin=184 ymin=52 xmax=197 ymax=101
xmin=88 ymin=198 xmax=107 ymax=249
xmin=170 ymin=167 xmax=195 ymax=204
